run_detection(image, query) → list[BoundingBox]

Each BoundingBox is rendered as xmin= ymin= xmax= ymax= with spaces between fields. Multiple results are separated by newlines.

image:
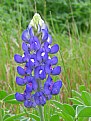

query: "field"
xmin=0 ymin=0 xmax=91 ymax=121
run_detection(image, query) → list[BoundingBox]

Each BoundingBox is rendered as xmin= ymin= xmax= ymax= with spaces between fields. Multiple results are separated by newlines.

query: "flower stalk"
xmin=38 ymin=105 xmax=45 ymax=121
xmin=37 ymin=79 xmax=45 ymax=121
xmin=14 ymin=13 xmax=62 ymax=120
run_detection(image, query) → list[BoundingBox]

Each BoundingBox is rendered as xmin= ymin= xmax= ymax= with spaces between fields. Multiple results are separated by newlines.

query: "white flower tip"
xmin=29 ymin=13 xmax=44 ymax=29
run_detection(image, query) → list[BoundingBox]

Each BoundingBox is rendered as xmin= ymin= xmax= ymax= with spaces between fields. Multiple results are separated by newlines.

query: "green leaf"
xmin=76 ymin=105 xmax=85 ymax=117
xmin=29 ymin=113 xmax=40 ymax=121
xmin=78 ymin=106 xmax=91 ymax=117
xmin=50 ymin=114 xmax=59 ymax=121
xmin=4 ymin=99 xmax=22 ymax=104
xmin=79 ymin=85 xmax=86 ymax=92
xmin=4 ymin=113 xmax=40 ymax=121
xmin=72 ymin=104 xmax=78 ymax=110
xmin=69 ymin=98 xmax=83 ymax=105
xmin=77 ymin=117 xmax=89 ymax=121
xmin=18 ymin=117 xmax=30 ymax=121
xmin=3 ymin=93 xmax=21 ymax=104
xmin=3 ymin=94 xmax=15 ymax=101
xmin=58 ymin=111 xmax=74 ymax=121
xmin=72 ymin=90 xmax=81 ymax=98
xmin=51 ymin=100 xmax=75 ymax=117
xmin=62 ymin=104 xmax=75 ymax=117
xmin=3 ymin=114 xmax=11 ymax=120
xmin=81 ymin=91 xmax=91 ymax=106
xmin=51 ymin=100 xmax=63 ymax=109
xmin=0 ymin=90 xmax=7 ymax=100
xmin=4 ymin=113 xmax=26 ymax=121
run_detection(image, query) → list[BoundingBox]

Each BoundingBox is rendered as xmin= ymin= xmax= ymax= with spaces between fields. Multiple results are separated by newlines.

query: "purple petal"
xmin=51 ymin=66 xmax=61 ymax=75
xmin=34 ymin=60 xmax=39 ymax=67
xmin=25 ymin=68 xmax=32 ymax=75
xmin=16 ymin=77 xmax=27 ymax=86
xmin=51 ymin=56 xmax=58 ymax=65
xmin=44 ymin=87 xmax=51 ymax=95
xmin=45 ymin=64 xmax=51 ymax=74
xmin=45 ymin=94 xmax=52 ymax=100
xmin=25 ymin=76 xmax=34 ymax=83
xmin=30 ymin=36 xmax=40 ymax=51
xmin=14 ymin=54 xmax=23 ymax=63
xmin=44 ymin=42 xmax=51 ymax=52
xmin=26 ymin=83 xmax=32 ymax=92
xmin=17 ymin=66 xmax=25 ymax=76
xmin=22 ymin=42 xmax=28 ymax=52
xmin=46 ymin=75 xmax=53 ymax=84
xmin=29 ymin=27 xmax=34 ymax=37
xmin=34 ymin=92 xmax=40 ymax=105
xmin=44 ymin=76 xmax=52 ymax=94
xmin=34 ymin=66 xmax=40 ymax=79
xmin=22 ymin=52 xmax=31 ymax=62
xmin=24 ymin=100 xmax=32 ymax=108
xmin=29 ymin=59 xmax=35 ymax=68
xmin=15 ymin=92 xmax=25 ymax=102
xmin=42 ymin=29 xmax=48 ymax=41
xmin=34 ymin=92 xmax=46 ymax=105
xmin=44 ymin=75 xmax=53 ymax=94
xmin=52 ymin=80 xmax=62 ymax=95
xmin=42 ymin=52 xmax=48 ymax=62
xmin=24 ymin=90 xmax=31 ymax=100
xmin=36 ymin=49 xmax=42 ymax=62
xmin=39 ymin=70 xmax=46 ymax=80
xmin=40 ymin=95 xmax=46 ymax=105
xmin=41 ymin=23 xmax=48 ymax=31
xmin=47 ymin=34 xmax=52 ymax=44
xmin=50 ymin=44 xmax=59 ymax=54
xmin=21 ymin=29 xmax=30 ymax=42
xmin=32 ymin=79 xmax=38 ymax=90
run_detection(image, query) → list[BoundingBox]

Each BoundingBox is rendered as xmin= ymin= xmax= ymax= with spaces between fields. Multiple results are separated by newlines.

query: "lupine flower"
xmin=14 ymin=13 xmax=62 ymax=108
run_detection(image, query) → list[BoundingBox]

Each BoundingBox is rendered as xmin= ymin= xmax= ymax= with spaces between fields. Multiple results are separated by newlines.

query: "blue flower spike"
xmin=14 ymin=13 xmax=62 ymax=108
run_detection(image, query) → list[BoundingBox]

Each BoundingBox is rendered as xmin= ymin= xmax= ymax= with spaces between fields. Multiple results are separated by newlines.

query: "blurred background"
xmin=0 ymin=0 xmax=91 ymax=119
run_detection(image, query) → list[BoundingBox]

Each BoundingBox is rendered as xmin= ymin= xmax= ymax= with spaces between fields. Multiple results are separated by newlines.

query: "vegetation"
xmin=0 ymin=0 xmax=91 ymax=121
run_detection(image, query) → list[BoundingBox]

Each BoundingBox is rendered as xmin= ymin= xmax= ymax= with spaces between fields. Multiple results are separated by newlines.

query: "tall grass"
xmin=0 ymin=0 xmax=91 ymax=119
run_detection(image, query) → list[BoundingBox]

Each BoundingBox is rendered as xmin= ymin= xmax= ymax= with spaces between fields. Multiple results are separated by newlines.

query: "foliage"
xmin=51 ymin=85 xmax=91 ymax=121
xmin=0 ymin=0 xmax=91 ymax=32
xmin=0 ymin=0 xmax=91 ymax=121
xmin=0 ymin=85 xmax=91 ymax=120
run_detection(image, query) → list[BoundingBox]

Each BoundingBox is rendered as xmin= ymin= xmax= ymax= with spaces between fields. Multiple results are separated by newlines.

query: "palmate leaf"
xmin=62 ymin=104 xmax=75 ymax=117
xmin=51 ymin=100 xmax=75 ymax=117
xmin=76 ymin=105 xmax=91 ymax=117
xmin=78 ymin=106 xmax=91 ymax=117
xmin=51 ymin=100 xmax=63 ymax=109
xmin=76 ymin=105 xmax=85 ymax=117
xmin=57 ymin=111 xmax=74 ymax=121
xmin=77 ymin=117 xmax=89 ymax=121
xmin=4 ymin=113 xmax=26 ymax=121
xmin=4 ymin=113 xmax=40 ymax=121
xmin=29 ymin=113 xmax=40 ymax=121
xmin=69 ymin=98 xmax=83 ymax=105
xmin=72 ymin=90 xmax=81 ymax=98
xmin=81 ymin=91 xmax=91 ymax=106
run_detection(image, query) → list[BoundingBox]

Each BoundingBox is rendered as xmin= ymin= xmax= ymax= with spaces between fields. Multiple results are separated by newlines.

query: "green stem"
xmin=0 ymin=101 xmax=3 ymax=121
xmin=38 ymin=105 xmax=45 ymax=121
xmin=37 ymin=79 xmax=45 ymax=121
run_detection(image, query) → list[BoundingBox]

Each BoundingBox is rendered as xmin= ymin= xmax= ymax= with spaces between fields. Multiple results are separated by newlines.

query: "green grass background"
xmin=0 ymin=0 xmax=91 ymax=120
